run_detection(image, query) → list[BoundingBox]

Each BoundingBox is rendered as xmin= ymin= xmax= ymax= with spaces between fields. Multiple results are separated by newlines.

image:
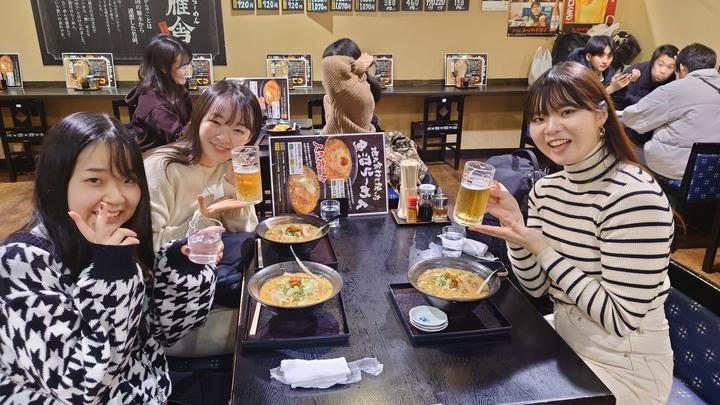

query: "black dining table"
xmin=230 ymin=215 xmax=614 ymax=405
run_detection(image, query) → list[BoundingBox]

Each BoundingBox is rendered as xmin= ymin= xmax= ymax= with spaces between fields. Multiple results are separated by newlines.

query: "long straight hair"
xmin=322 ymin=38 xmax=383 ymax=103
xmin=135 ymin=34 xmax=192 ymax=117
xmin=23 ymin=112 xmax=154 ymax=277
xmin=154 ymin=79 xmax=262 ymax=168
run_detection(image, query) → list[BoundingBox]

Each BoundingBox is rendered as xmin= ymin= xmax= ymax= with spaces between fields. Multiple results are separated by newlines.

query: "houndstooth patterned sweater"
xmin=0 ymin=227 xmax=216 ymax=404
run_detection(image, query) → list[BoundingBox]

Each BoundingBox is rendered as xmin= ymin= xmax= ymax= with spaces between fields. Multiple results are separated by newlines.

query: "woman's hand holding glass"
xmin=69 ymin=202 xmax=139 ymax=246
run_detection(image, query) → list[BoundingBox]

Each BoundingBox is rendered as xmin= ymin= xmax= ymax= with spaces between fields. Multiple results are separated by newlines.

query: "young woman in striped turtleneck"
xmin=475 ymin=62 xmax=674 ymax=405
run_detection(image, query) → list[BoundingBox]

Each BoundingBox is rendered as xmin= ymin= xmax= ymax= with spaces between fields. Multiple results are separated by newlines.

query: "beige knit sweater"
xmin=320 ymin=55 xmax=376 ymax=135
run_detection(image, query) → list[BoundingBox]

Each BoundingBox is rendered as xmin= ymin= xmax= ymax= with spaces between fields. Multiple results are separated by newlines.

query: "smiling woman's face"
xmin=198 ymin=101 xmax=253 ymax=167
xmin=529 ymin=105 xmax=607 ymax=166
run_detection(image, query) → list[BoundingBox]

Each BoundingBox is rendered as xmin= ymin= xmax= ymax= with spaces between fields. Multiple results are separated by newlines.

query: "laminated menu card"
xmin=62 ymin=52 xmax=116 ymax=89
xmin=266 ymin=54 xmax=312 ymax=88
xmin=371 ymin=54 xmax=394 ymax=87
xmin=444 ymin=53 xmax=488 ymax=87
xmin=0 ymin=53 xmax=23 ymax=88
xmin=226 ymin=77 xmax=290 ymax=120
xmin=190 ymin=54 xmax=214 ymax=87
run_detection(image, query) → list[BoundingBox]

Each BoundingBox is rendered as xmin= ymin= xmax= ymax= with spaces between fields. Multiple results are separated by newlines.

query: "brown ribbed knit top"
xmin=320 ymin=55 xmax=376 ymax=135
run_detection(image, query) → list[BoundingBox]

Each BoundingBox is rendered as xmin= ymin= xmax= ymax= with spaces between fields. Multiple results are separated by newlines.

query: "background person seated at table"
xmin=0 ymin=112 xmax=217 ymax=404
xmin=126 ymin=34 xmax=193 ymax=152
xmin=567 ymin=35 xmax=640 ymax=95
xmin=474 ymin=62 xmax=675 ymax=405
xmin=321 ymin=38 xmax=382 ymax=134
xmin=622 ymin=42 xmax=720 ymax=181
xmin=144 ymin=80 xmax=261 ymax=357
xmin=612 ymin=44 xmax=679 ymax=111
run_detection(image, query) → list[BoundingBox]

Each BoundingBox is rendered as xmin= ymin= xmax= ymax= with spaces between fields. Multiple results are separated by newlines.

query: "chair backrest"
xmin=421 ymin=96 xmax=465 ymax=136
xmin=677 ymin=143 xmax=720 ymax=204
xmin=0 ymin=99 xmax=48 ymax=141
xmin=307 ymin=98 xmax=326 ymax=130
xmin=112 ymin=99 xmax=134 ymax=124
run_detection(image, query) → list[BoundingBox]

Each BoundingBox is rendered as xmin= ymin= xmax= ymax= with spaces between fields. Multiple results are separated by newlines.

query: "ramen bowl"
xmin=256 ymin=214 xmax=330 ymax=255
xmin=408 ymin=256 xmax=505 ymax=313
xmin=247 ymin=261 xmax=343 ymax=317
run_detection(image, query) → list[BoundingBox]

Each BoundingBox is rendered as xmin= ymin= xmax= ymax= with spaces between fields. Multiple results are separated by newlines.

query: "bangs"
xmin=526 ymin=71 xmax=602 ymax=118
xmin=177 ymin=51 xmax=191 ymax=66
xmin=105 ymin=139 xmax=141 ymax=182
xmin=207 ymin=94 xmax=256 ymax=130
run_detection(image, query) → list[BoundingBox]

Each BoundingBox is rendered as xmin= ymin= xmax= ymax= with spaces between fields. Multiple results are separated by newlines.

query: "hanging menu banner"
xmin=257 ymin=0 xmax=280 ymax=9
xmin=0 ymin=53 xmax=23 ymax=88
xmin=330 ymin=0 xmax=353 ymax=10
xmin=283 ymin=0 xmax=305 ymax=9
xmin=31 ymin=0 xmax=226 ymax=66
xmin=448 ymin=0 xmax=469 ymax=11
xmin=379 ymin=0 xmax=400 ymax=10
xmin=269 ymin=133 xmax=389 ymax=216
xmin=356 ymin=0 xmax=377 ymax=11
xmin=402 ymin=0 xmax=423 ymax=10
xmin=425 ymin=0 xmax=446 ymax=11
xmin=266 ymin=54 xmax=312 ymax=88
xmin=232 ymin=0 xmax=255 ymax=9
xmin=308 ymin=0 xmax=330 ymax=11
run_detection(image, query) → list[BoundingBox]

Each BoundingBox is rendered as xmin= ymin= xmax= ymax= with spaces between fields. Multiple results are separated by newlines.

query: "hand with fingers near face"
xmin=69 ymin=202 xmax=139 ymax=246
xmin=197 ymin=194 xmax=247 ymax=220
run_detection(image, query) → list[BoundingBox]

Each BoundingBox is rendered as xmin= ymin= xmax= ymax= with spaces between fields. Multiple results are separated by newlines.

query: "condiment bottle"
xmin=407 ymin=195 xmax=418 ymax=223
xmin=432 ymin=187 xmax=449 ymax=221
xmin=418 ymin=191 xmax=433 ymax=222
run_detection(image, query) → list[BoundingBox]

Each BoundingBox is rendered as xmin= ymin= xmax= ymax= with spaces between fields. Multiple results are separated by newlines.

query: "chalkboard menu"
xmin=378 ymin=0 xmax=401 ymax=11
xmin=308 ymin=0 xmax=330 ymax=11
xmin=402 ymin=0 xmax=423 ymax=11
xmin=330 ymin=0 xmax=353 ymax=10
xmin=282 ymin=0 xmax=305 ymax=9
xmin=447 ymin=0 xmax=469 ymax=11
xmin=257 ymin=0 xmax=280 ymax=9
xmin=356 ymin=0 xmax=377 ymax=11
xmin=232 ymin=0 xmax=255 ymax=9
xmin=425 ymin=0 xmax=446 ymax=11
xmin=31 ymin=0 xmax=227 ymax=65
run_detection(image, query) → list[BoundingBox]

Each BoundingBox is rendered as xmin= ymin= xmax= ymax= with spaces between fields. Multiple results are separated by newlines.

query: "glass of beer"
xmin=231 ymin=146 xmax=262 ymax=205
xmin=452 ymin=161 xmax=495 ymax=227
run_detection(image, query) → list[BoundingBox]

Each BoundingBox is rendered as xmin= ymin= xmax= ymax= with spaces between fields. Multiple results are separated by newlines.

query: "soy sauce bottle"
xmin=417 ymin=191 xmax=433 ymax=222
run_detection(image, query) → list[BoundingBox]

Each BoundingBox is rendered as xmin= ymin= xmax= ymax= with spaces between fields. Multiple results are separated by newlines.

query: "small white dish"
xmin=409 ymin=305 xmax=449 ymax=328
xmin=410 ymin=318 xmax=448 ymax=332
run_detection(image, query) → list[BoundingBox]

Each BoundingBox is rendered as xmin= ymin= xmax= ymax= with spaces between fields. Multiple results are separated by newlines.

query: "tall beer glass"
xmin=452 ymin=161 xmax=495 ymax=227
xmin=231 ymin=146 xmax=263 ymax=205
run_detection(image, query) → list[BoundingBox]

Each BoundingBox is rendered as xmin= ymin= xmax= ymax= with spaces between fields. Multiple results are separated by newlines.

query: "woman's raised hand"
xmin=69 ymin=202 xmax=139 ymax=246
xmin=197 ymin=194 xmax=247 ymax=219
xmin=484 ymin=181 xmax=524 ymax=226
xmin=357 ymin=53 xmax=374 ymax=72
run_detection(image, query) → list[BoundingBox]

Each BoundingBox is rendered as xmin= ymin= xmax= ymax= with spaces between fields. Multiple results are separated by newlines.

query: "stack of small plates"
xmin=409 ymin=305 xmax=448 ymax=332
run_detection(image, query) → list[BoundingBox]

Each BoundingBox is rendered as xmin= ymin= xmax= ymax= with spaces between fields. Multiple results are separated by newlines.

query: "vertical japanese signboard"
xmin=31 ymin=0 xmax=226 ymax=65
xmin=269 ymin=133 xmax=388 ymax=216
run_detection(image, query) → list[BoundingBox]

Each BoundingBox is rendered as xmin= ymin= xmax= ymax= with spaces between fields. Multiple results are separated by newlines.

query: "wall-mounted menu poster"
xmin=257 ymin=0 xmax=280 ymax=9
xmin=0 ymin=54 xmax=23 ymax=88
xmin=508 ymin=0 xmax=561 ymax=36
xmin=269 ymin=133 xmax=388 ymax=216
xmin=266 ymin=54 xmax=312 ymax=88
xmin=190 ymin=54 xmax=214 ymax=87
xmin=31 ymin=0 xmax=226 ymax=65
xmin=425 ymin=0 xmax=446 ymax=11
xmin=227 ymin=77 xmax=290 ymax=121
xmin=448 ymin=0 xmax=469 ymax=11
xmin=444 ymin=53 xmax=488 ymax=87
xmin=563 ymin=0 xmax=617 ymax=33
xmin=402 ymin=0 xmax=423 ymax=10
xmin=330 ymin=0 xmax=353 ymax=10
xmin=232 ymin=0 xmax=255 ymax=9
xmin=283 ymin=0 xmax=305 ymax=10
xmin=62 ymin=53 xmax=116 ymax=89
xmin=308 ymin=0 xmax=330 ymax=11
xmin=379 ymin=0 xmax=401 ymax=11
xmin=370 ymin=55 xmax=394 ymax=87
xmin=356 ymin=0 xmax=377 ymax=11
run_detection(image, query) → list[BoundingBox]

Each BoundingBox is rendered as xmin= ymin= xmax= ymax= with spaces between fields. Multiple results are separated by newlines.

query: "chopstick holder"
xmin=398 ymin=160 xmax=419 ymax=219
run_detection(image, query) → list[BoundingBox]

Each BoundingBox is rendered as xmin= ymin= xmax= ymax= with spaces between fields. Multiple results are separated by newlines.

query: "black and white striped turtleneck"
xmin=508 ymin=142 xmax=673 ymax=337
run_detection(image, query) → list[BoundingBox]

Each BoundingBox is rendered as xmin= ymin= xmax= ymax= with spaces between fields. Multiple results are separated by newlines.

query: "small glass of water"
xmin=320 ymin=199 xmax=341 ymax=228
xmin=187 ymin=217 xmax=223 ymax=264
xmin=441 ymin=225 xmax=466 ymax=257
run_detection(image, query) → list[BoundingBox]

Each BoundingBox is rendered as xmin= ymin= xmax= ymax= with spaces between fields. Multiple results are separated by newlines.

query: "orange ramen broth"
xmin=264 ymin=223 xmax=320 ymax=243
xmin=259 ymin=272 xmax=333 ymax=306
xmin=417 ymin=267 xmax=489 ymax=299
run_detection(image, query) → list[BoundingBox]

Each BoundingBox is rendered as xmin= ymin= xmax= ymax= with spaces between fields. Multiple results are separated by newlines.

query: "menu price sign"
xmin=448 ymin=0 xmax=469 ymax=11
xmin=62 ymin=53 xmax=116 ymax=89
xmin=308 ymin=0 xmax=330 ymax=11
xmin=269 ymin=133 xmax=388 ymax=216
xmin=190 ymin=54 xmax=214 ymax=87
xmin=356 ymin=0 xmax=377 ymax=11
xmin=257 ymin=0 xmax=280 ymax=9
xmin=402 ymin=0 xmax=422 ymax=10
xmin=379 ymin=0 xmax=400 ymax=10
xmin=227 ymin=77 xmax=290 ymax=120
xmin=266 ymin=54 xmax=312 ymax=88
xmin=232 ymin=0 xmax=255 ymax=9
xmin=425 ymin=0 xmax=446 ymax=11
xmin=0 ymin=54 xmax=23 ymax=88
xmin=283 ymin=0 xmax=305 ymax=10
xmin=371 ymin=54 xmax=394 ymax=87
xmin=444 ymin=53 xmax=488 ymax=87
xmin=331 ymin=0 xmax=353 ymax=10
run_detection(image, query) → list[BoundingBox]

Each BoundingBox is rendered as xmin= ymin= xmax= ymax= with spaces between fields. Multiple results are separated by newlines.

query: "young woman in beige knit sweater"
xmin=475 ymin=62 xmax=674 ymax=405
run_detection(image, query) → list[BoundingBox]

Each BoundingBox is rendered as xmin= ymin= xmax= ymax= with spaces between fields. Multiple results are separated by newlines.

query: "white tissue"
xmin=462 ymin=238 xmax=489 ymax=258
xmin=270 ymin=357 xmax=383 ymax=389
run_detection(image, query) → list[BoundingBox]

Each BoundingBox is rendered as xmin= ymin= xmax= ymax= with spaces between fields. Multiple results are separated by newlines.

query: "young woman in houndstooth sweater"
xmin=474 ymin=62 xmax=674 ymax=405
xmin=0 ymin=112 xmax=218 ymax=404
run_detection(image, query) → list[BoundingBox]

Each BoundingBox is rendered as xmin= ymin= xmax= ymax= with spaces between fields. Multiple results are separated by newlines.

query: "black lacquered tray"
xmin=259 ymin=235 xmax=338 ymax=269
xmin=389 ymin=283 xmax=511 ymax=345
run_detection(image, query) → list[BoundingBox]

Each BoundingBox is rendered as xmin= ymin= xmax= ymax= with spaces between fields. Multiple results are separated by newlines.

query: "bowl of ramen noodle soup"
xmin=256 ymin=214 xmax=330 ymax=254
xmin=408 ymin=257 xmax=505 ymax=312
xmin=324 ymin=137 xmax=354 ymax=180
xmin=262 ymin=79 xmax=281 ymax=107
xmin=248 ymin=260 xmax=343 ymax=315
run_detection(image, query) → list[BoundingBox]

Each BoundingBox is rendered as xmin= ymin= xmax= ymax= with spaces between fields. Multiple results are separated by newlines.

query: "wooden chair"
xmin=410 ymin=96 xmax=465 ymax=170
xmin=307 ymin=98 xmax=326 ymax=130
xmin=0 ymin=99 xmax=48 ymax=182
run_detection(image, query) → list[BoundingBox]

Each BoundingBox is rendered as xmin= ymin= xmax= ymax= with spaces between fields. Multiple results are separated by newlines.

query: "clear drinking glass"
xmin=187 ymin=217 xmax=223 ymax=264
xmin=320 ymin=199 xmax=341 ymax=228
xmin=441 ymin=225 xmax=466 ymax=257
xmin=231 ymin=146 xmax=263 ymax=205
xmin=452 ymin=161 xmax=495 ymax=227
